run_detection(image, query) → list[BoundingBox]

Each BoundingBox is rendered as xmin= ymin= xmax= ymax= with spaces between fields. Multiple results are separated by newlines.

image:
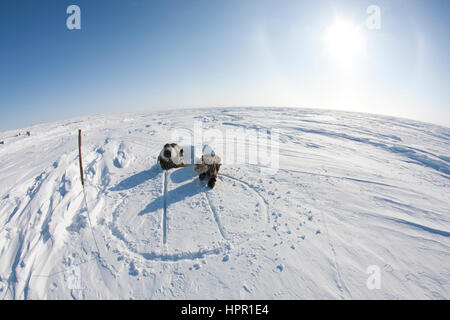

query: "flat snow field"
xmin=0 ymin=107 xmax=449 ymax=299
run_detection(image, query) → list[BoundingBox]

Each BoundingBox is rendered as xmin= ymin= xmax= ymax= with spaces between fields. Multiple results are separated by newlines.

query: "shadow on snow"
xmin=109 ymin=164 xmax=161 ymax=191
xmin=110 ymin=164 xmax=202 ymax=216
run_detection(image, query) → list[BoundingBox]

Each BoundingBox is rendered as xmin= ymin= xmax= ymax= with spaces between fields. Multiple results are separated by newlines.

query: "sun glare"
xmin=325 ymin=20 xmax=365 ymax=66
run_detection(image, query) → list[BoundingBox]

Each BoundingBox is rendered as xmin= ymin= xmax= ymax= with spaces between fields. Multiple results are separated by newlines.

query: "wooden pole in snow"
xmin=77 ymin=129 xmax=101 ymax=256
xmin=78 ymin=129 xmax=85 ymax=187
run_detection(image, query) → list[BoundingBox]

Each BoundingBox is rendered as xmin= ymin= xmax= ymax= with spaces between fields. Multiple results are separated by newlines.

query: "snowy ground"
xmin=0 ymin=107 xmax=449 ymax=299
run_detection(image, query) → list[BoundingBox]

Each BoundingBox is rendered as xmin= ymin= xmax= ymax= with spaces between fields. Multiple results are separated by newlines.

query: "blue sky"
xmin=1 ymin=0 xmax=449 ymax=131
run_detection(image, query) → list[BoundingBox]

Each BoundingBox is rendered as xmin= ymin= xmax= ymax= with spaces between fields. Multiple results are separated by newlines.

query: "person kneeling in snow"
xmin=194 ymin=153 xmax=222 ymax=189
xmin=158 ymin=143 xmax=186 ymax=170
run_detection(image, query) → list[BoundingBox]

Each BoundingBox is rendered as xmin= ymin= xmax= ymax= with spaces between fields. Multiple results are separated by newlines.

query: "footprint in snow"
xmin=129 ymin=262 xmax=139 ymax=276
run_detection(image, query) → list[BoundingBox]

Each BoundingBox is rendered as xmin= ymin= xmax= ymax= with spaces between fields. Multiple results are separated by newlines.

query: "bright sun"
xmin=325 ymin=20 xmax=365 ymax=66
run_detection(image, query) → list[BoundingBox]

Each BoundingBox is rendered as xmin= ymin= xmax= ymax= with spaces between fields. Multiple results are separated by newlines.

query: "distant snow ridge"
xmin=0 ymin=108 xmax=449 ymax=299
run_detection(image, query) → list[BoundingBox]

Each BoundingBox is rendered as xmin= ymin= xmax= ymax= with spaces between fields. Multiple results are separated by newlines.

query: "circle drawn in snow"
xmin=106 ymin=169 xmax=269 ymax=261
xmin=205 ymin=174 xmax=269 ymax=242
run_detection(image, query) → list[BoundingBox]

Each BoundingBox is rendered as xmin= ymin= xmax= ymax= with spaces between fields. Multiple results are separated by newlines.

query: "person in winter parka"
xmin=193 ymin=153 xmax=222 ymax=189
xmin=158 ymin=143 xmax=186 ymax=170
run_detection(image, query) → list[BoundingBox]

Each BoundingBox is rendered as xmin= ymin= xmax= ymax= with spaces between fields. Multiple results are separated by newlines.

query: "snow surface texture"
xmin=0 ymin=107 xmax=449 ymax=299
